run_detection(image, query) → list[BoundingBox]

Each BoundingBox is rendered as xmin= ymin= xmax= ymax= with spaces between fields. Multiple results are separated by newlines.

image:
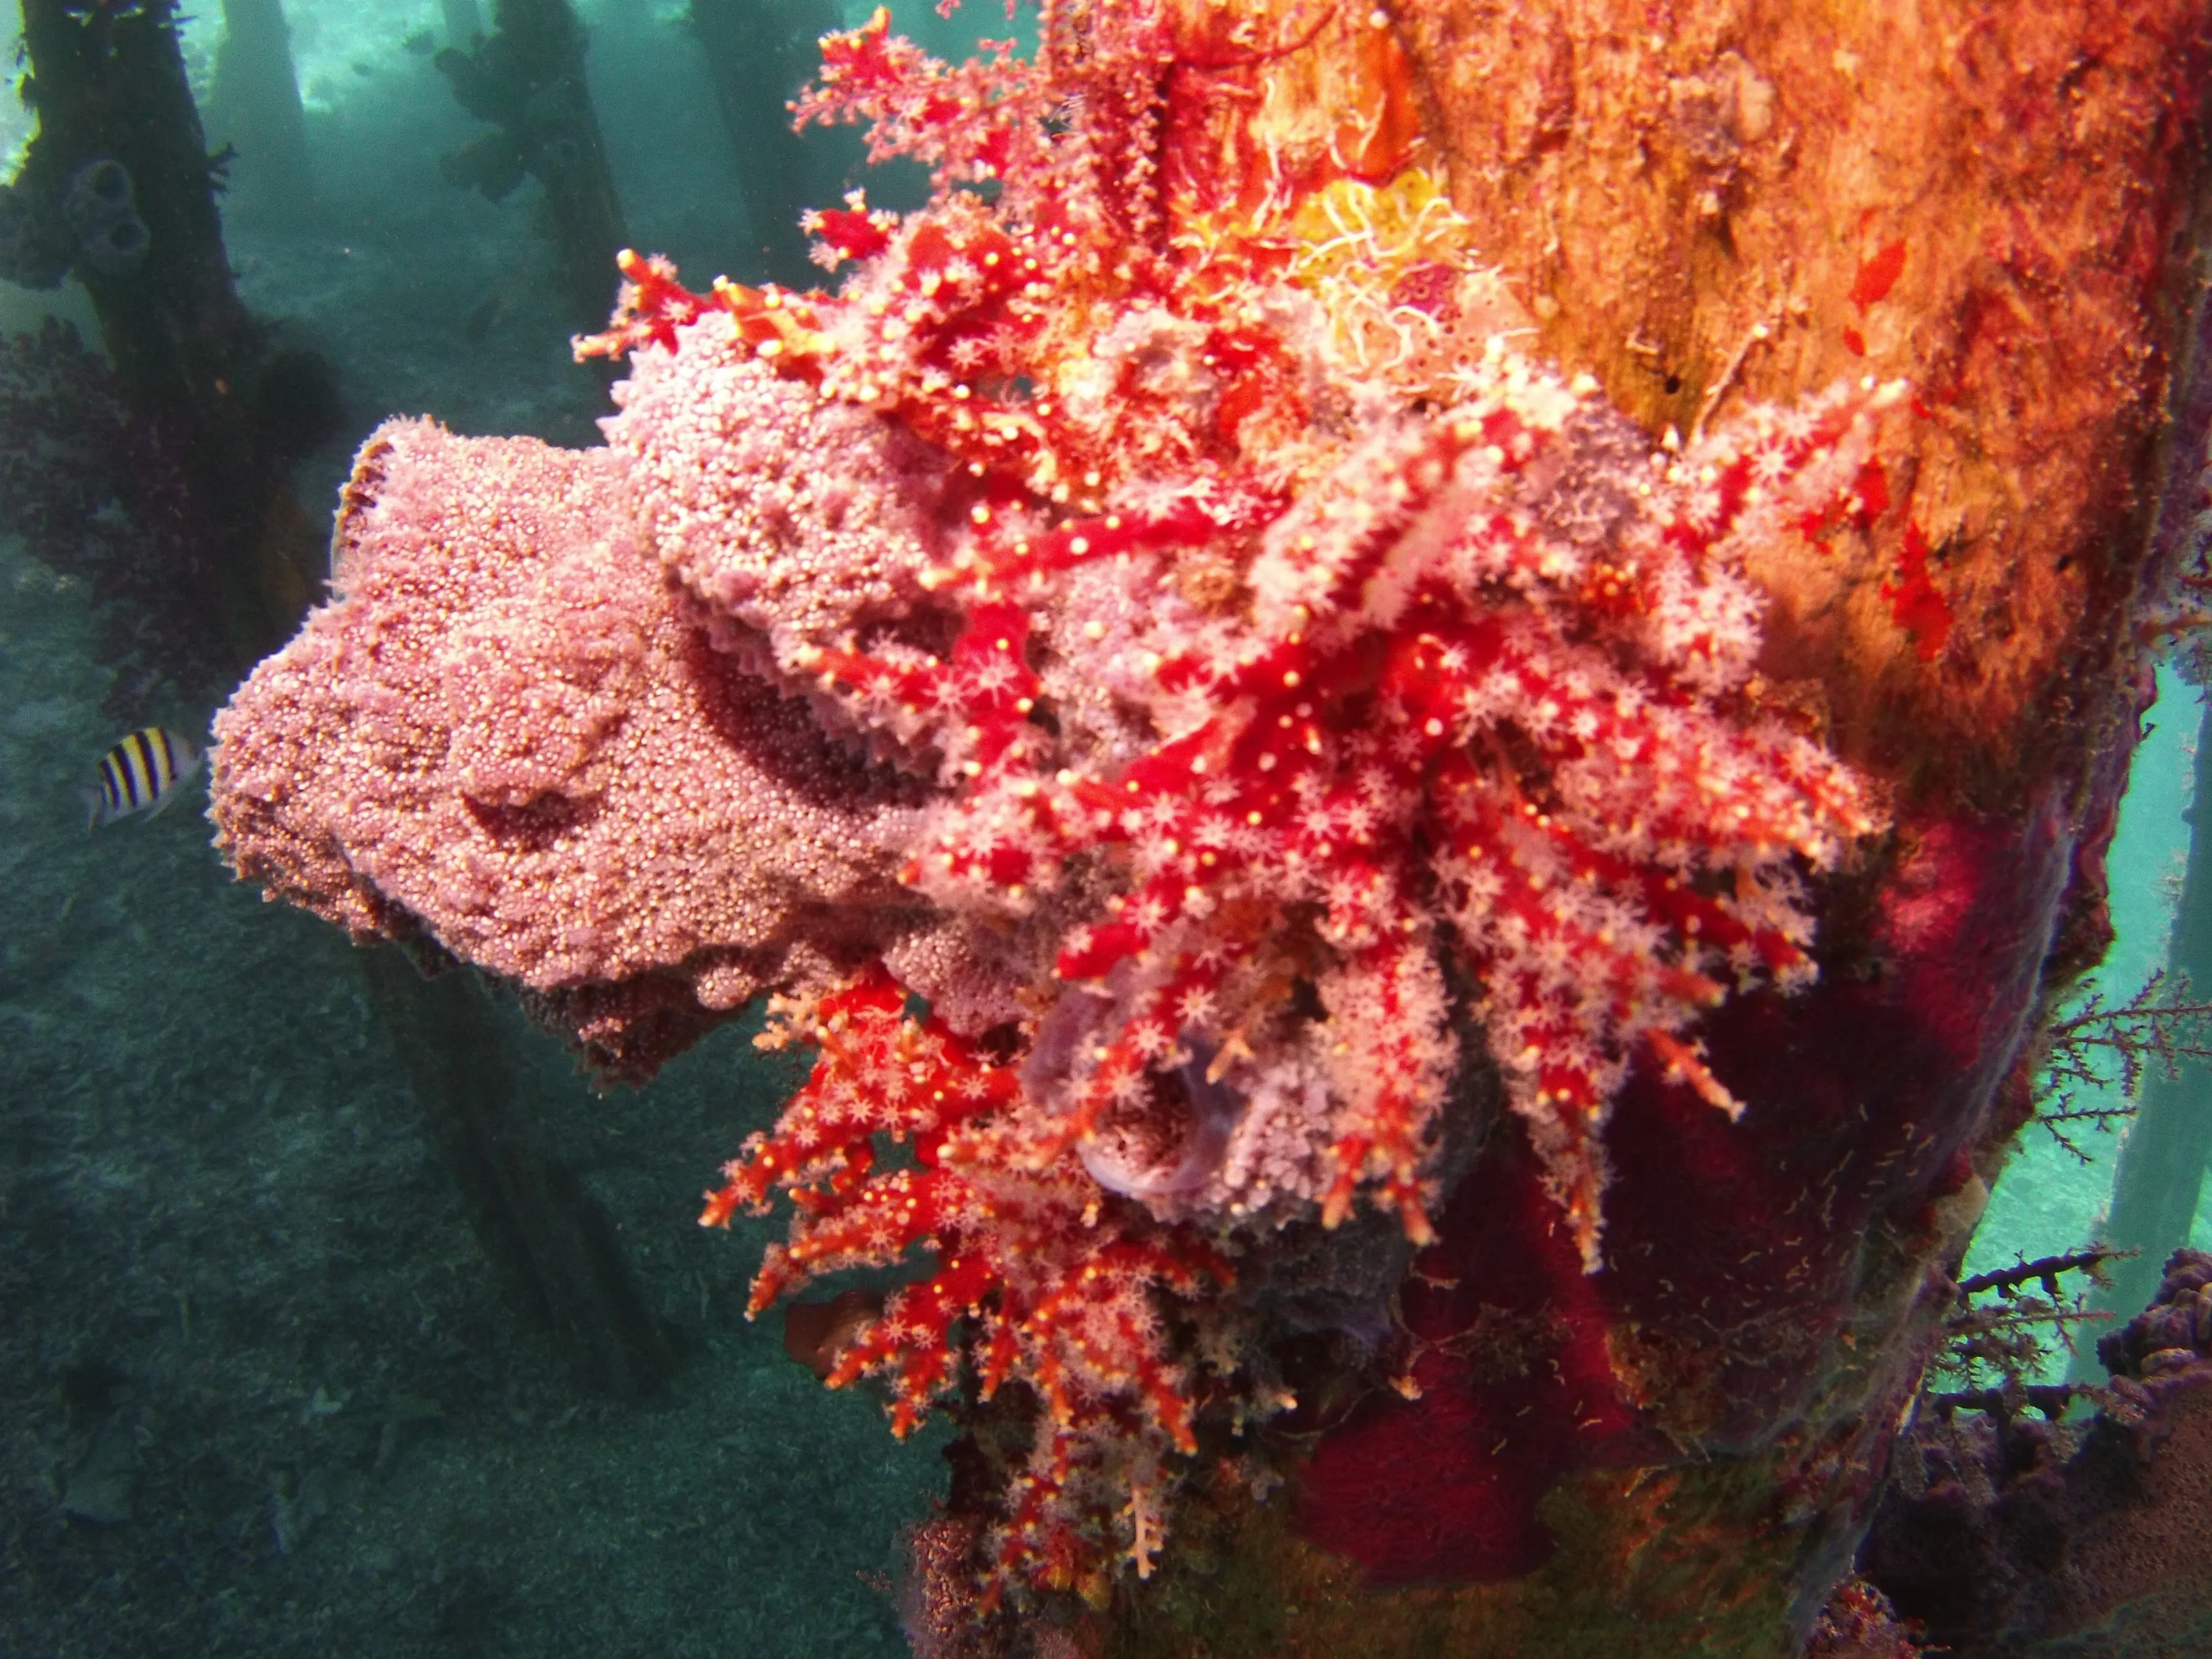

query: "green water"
xmin=1965 ymin=663 xmax=2206 ymax=1349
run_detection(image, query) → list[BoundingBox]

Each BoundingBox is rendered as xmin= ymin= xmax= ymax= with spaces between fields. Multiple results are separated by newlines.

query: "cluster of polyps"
xmin=702 ymin=969 xmax=1227 ymax=1599
xmin=780 ymin=355 xmax=1892 ymax=1265
xmin=641 ymin=0 xmax=1893 ymax=1604
xmin=686 ymin=326 xmax=1889 ymax=1592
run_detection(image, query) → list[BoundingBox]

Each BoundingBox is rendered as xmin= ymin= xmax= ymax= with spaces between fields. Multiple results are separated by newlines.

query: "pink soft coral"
xmin=214 ymin=0 xmax=1892 ymax=1603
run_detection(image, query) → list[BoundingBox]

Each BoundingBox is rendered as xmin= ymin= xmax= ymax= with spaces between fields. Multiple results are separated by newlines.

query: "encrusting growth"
xmin=213 ymin=0 xmax=1894 ymax=1607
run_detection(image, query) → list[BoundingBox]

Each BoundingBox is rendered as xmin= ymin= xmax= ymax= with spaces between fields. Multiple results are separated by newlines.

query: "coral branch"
xmin=700 ymin=967 xmax=1228 ymax=1592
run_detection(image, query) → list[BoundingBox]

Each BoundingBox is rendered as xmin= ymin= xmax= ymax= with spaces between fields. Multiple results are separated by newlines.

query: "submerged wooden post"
xmin=207 ymin=0 xmax=314 ymax=222
xmin=434 ymin=0 xmax=630 ymax=339
xmin=687 ymin=0 xmax=853 ymax=288
xmin=441 ymin=0 xmax=483 ymax=48
xmin=359 ymin=948 xmax=676 ymax=1401
xmin=14 ymin=0 xmax=321 ymax=683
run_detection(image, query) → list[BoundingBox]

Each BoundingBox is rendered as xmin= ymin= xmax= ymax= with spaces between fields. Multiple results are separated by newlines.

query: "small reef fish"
xmin=86 ymin=727 xmax=202 ymax=827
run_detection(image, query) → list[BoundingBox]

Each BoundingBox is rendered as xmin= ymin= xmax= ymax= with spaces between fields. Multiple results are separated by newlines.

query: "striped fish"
xmin=87 ymin=727 xmax=202 ymax=827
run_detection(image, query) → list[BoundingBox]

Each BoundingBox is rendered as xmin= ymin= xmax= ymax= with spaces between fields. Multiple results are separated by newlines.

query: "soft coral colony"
xmin=212 ymin=0 xmax=1894 ymax=1609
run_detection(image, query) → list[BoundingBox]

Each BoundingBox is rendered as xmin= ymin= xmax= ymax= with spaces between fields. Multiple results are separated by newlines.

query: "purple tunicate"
xmin=1023 ymin=979 xmax=1249 ymax=1203
xmin=61 ymin=160 xmax=149 ymax=279
xmin=1078 ymin=1041 xmax=1245 ymax=1202
xmin=81 ymin=214 xmax=149 ymax=277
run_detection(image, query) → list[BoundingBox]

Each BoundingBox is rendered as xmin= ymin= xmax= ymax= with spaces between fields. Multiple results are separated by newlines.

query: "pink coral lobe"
xmin=210 ymin=419 xmax=924 ymax=1077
